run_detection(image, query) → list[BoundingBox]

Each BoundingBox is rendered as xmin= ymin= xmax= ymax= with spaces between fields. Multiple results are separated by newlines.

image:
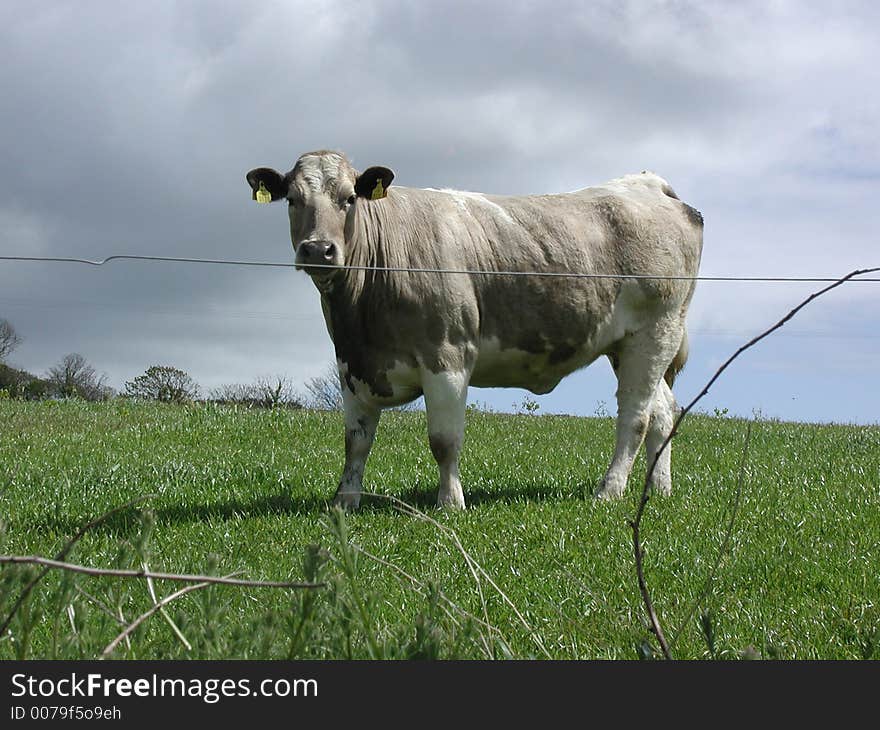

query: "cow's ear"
xmin=246 ymin=167 xmax=288 ymax=203
xmin=355 ymin=166 xmax=395 ymax=200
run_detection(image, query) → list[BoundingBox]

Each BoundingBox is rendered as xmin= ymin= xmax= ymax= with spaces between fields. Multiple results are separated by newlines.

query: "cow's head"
xmin=246 ymin=150 xmax=394 ymax=284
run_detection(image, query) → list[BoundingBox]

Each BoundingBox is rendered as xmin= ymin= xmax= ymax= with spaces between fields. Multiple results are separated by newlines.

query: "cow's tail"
xmin=664 ymin=328 xmax=689 ymax=388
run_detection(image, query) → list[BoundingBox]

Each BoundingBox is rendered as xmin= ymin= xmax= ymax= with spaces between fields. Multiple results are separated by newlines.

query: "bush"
xmin=210 ymin=376 xmax=302 ymax=409
xmin=124 ymin=365 xmax=200 ymax=403
xmin=0 ymin=363 xmax=50 ymax=400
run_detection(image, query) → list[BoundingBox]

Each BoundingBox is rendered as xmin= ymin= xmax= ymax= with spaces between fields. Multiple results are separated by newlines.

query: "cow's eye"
xmin=347 ymin=195 xmax=356 ymax=206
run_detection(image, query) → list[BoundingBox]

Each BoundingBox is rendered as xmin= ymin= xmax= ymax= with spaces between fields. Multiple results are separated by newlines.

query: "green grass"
xmin=1 ymin=399 xmax=878 ymax=659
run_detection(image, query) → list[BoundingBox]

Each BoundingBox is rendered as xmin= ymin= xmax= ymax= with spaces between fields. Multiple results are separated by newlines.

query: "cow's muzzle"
xmin=295 ymin=240 xmax=340 ymax=274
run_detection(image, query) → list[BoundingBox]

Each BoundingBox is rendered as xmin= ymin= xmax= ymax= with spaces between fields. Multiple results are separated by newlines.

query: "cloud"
xmin=0 ymin=1 xmax=877 ymax=422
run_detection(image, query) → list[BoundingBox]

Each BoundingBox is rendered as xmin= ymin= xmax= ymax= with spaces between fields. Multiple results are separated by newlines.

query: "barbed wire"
xmin=2 ymin=254 xmax=879 ymax=282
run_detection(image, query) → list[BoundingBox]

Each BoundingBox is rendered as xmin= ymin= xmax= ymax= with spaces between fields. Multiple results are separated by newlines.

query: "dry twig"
xmin=671 ymin=422 xmax=752 ymax=647
xmin=632 ymin=267 xmax=879 ymax=659
xmin=0 ymin=494 xmax=155 ymax=637
xmin=0 ymin=555 xmax=322 ymax=589
xmin=143 ymin=561 xmax=192 ymax=651
xmin=362 ymin=492 xmax=551 ymax=659
xmin=100 ymin=575 xmax=238 ymax=658
xmin=352 ymin=542 xmax=503 ymax=657
xmin=73 ymin=586 xmax=126 ymax=627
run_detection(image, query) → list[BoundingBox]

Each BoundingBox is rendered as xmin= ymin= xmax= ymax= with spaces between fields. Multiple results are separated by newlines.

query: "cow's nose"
xmin=298 ymin=240 xmax=337 ymax=263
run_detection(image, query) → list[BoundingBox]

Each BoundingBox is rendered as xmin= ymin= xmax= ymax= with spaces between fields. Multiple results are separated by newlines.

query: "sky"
xmin=0 ymin=1 xmax=878 ymax=424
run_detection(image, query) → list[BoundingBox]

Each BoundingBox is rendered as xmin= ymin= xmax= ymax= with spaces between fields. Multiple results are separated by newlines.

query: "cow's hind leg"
xmin=645 ymin=379 xmax=676 ymax=495
xmin=333 ymin=388 xmax=380 ymax=510
xmin=422 ymin=370 xmax=469 ymax=509
xmin=597 ymin=320 xmax=683 ymax=500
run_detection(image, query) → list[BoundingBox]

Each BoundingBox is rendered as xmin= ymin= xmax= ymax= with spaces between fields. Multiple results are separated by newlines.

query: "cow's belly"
xmin=470 ymin=282 xmax=652 ymax=394
xmin=340 ymin=282 xmax=656 ymax=401
xmin=470 ymin=336 xmax=604 ymax=394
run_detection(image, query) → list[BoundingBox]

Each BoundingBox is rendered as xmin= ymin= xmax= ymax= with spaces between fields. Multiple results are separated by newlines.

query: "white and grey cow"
xmin=246 ymin=150 xmax=703 ymax=509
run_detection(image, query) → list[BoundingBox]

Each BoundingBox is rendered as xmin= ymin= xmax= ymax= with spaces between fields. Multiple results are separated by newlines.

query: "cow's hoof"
xmin=649 ymin=476 xmax=672 ymax=496
xmin=594 ymin=474 xmax=626 ymax=500
xmin=437 ymin=492 xmax=466 ymax=510
xmin=332 ymin=492 xmax=361 ymax=511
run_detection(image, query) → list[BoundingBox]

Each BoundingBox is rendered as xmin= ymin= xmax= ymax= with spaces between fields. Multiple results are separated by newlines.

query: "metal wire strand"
xmin=2 ymin=254 xmax=879 ymax=282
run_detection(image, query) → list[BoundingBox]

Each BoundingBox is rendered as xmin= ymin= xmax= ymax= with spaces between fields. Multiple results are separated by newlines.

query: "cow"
xmin=246 ymin=150 xmax=703 ymax=509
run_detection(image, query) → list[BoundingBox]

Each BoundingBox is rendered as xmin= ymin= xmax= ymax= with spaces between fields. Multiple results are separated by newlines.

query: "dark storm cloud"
xmin=0 ymin=1 xmax=878 ymax=421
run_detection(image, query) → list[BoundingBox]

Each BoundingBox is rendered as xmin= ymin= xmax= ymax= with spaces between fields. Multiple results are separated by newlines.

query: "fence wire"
xmin=2 ymin=254 xmax=879 ymax=283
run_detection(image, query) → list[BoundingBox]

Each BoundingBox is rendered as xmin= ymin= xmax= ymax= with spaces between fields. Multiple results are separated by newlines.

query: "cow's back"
xmin=335 ymin=172 xmax=702 ymax=397
xmin=451 ymin=174 xmax=703 ymax=391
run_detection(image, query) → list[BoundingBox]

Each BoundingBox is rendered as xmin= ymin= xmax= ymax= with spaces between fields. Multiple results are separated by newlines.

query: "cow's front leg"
xmin=422 ymin=370 xmax=469 ymax=509
xmin=332 ymin=389 xmax=380 ymax=510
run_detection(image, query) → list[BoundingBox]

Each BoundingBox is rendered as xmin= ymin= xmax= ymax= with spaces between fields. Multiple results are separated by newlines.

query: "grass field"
xmin=1 ymin=399 xmax=878 ymax=659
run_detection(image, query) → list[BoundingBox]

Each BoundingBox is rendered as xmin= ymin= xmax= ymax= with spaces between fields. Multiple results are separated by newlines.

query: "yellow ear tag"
xmin=370 ymin=179 xmax=386 ymax=200
xmin=255 ymin=181 xmax=272 ymax=204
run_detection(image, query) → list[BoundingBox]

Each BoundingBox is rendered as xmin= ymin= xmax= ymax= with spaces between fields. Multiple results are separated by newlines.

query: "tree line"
xmin=0 ymin=317 xmax=343 ymax=409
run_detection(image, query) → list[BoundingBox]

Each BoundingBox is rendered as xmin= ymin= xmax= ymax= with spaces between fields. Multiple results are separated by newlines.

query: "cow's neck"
xmin=319 ymin=273 xmax=403 ymax=398
xmin=319 ymin=271 xmax=369 ymax=355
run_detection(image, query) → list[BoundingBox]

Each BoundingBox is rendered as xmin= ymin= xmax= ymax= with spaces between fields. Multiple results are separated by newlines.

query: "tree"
xmin=253 ymin=375 xmax=300 ymax=408
xmin=46 ymin=353 xmax=113 ymax=401
xmin=0 ymin=319 xmax=22 ymax=362
xmin=303 ymin=364 xmax=343 ymax=410
xmin=210 ymin=375 xmax=302 ymax=409
xmin=124 ymin=365 xmax=200 ymax=403
xmin=209 ymin=382 xmax=252 ymax=404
